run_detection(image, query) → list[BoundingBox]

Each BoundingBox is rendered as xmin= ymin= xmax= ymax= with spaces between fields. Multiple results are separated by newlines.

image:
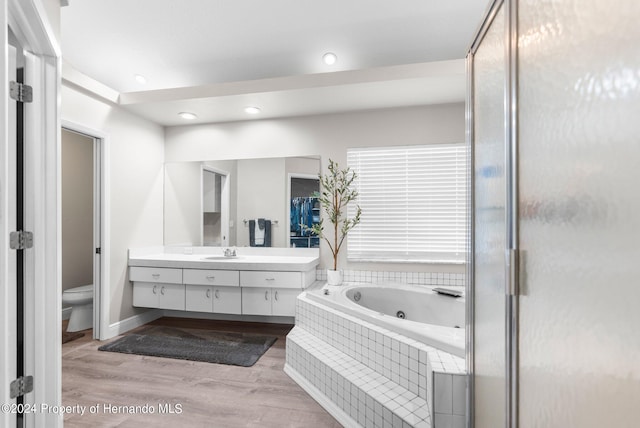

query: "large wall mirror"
xmin=164 ymin=156 xmax=320 ymax=248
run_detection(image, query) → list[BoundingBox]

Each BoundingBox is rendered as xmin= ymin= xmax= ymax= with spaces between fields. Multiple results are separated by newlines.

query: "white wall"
xmin=165 ymin=103 xmax=466 ymax=273
xmin=61 ymin=84 xmax=165 ymax=324
xmin=164 ymin=161 xmax=202 ymax=246
xmin=61 ymin=129 xmax=93 ymax=292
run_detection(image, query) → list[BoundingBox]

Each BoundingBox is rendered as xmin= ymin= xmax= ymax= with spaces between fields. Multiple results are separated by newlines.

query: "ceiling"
xmin=61 ymin=0 xmax=490 ymax=126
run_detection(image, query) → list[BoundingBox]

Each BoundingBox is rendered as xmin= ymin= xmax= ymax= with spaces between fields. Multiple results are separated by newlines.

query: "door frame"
xmin=1 ymin=0 xmax=61 ymax=427
xmin=467 ymin=0 xmax=520 ymax=427
xmin=286 ymin=172 xmax=319 ymax=248
xmin=61 ymin=121 xmax=111 ymax=341
xmin=201 ymin=165 xmax=230 ymax=247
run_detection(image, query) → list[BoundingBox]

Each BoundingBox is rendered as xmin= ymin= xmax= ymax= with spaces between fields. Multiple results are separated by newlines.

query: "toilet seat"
xmin=62 ymin=284 xmax=93 ymax=306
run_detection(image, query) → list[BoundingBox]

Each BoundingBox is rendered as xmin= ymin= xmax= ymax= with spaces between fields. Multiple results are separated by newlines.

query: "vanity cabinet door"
xmin=185 ymin=285 xmax=214 ymax=313
xmin=241 ymin=287 xmax=299 ymax=316
xmin=157 ymin=283 xmax=185 ymax=310
xmin=271 ymin=288 xmax=300 ymax=317
xmin=133 ymin=282 xmax=160 ymax=308
xmin=242 ymin=288 xmax=272 ymax=316
xmin=133 ymin=282 xmax=185 ymax=310
xmin=212 ymin=286 xmax=242 ymax=315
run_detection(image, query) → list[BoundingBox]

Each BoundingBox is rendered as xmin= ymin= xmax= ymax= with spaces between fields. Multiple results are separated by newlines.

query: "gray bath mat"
xmin=98 ymin=327 xmax=277 ymax=367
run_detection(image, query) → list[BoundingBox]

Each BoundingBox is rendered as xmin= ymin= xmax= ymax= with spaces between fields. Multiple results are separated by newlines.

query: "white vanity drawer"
xmin=130 ymin=266 xmax=182 ymax=284
xmin=183 ymin=269 xmax=239 ymax=286
xmin=240 ymin=270 xmax=303 ymax=288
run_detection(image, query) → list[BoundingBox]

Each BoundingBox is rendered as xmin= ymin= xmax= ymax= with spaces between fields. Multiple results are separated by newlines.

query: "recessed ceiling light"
xmin=244 ymin=106 xmax=261 ymax=114
xmin=178 ymin=112 xmax=198 ymax=120
xmin=134 ymin=74 xmax=147 ymax=85
xmin=322 ymin=52 xmax=338 ymax=65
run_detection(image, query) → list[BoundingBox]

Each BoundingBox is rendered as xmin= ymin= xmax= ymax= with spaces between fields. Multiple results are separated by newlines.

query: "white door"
xmin=0 ymin=39 xmax=19 ymax=428
xmin=2 ymin=3 xmax=61 ymax=427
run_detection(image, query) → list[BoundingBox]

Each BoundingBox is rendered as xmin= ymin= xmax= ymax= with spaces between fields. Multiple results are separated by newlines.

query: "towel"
xmin=255 ymin=218 xmax=265 ymax=246
xmin=249 ymin=219 xmax=272 ymax=247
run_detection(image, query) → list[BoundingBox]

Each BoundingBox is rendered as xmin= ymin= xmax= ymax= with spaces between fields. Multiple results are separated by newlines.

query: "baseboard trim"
xmin=284 ymin=363 xmax=360 ymax=428
xmin=104 ymin=309 xmax=163 ymax=340
xmin=162 ymin=310 xmax=294 ymax=325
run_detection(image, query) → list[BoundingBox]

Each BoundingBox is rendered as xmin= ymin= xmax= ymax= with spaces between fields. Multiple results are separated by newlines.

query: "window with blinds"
xmin=347 ymin=144 xmax=468 ymax=263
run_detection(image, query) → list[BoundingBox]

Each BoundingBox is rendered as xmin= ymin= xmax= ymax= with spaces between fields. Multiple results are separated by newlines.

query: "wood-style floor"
xmin=62 ymin=317 xmax=342 ymax=428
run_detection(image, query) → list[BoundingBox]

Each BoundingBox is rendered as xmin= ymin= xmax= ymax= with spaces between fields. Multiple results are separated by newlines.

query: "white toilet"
xmin=62 ymin=284 xmax=93 ymax=332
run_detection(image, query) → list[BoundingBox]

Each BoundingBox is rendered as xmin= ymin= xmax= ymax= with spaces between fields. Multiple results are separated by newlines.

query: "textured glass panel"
xmin=472 ymin=4 xmax=506 ymax=428
xmin=518 ymin=1 xmax=640 ymax=427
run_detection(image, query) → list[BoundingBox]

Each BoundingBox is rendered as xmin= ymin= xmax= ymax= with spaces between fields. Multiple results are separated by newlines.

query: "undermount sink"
xmin=202 ymin=255 xmax=242 ymax=260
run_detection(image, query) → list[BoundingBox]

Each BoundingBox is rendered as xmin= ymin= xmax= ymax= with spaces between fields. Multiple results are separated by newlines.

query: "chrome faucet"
xmin=223 ymin=247 xmax=237 ymax=257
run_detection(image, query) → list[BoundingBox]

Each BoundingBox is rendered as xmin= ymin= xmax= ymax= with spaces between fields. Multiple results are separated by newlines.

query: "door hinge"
xmin=9 ymin=81 xmax=33 ymax=103
xmin=96 ymin=247 xmax=101 ymax=254
xmin=506 ymin=248 xmax=519 ymax=296
xmin=10 ymin=376 xmax=34 ymax=399
xmin=9 ymin=231 xmax=33 ymax=250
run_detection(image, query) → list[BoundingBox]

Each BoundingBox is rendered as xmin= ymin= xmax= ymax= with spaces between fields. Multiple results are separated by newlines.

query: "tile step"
xmin=286 ymin=326 xmax=431 ymax=428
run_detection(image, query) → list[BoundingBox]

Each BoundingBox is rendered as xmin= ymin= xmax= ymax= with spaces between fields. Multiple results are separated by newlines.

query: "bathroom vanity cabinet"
xmin=184 ymin=269 xmax=242 ymax=314
xmin=130 ymin=267 xmax=185 ymax=310
xmin=241 ymin=288 xmax=300 ymax=316
xmin=128 ymin=249 xmax=318 ymax=319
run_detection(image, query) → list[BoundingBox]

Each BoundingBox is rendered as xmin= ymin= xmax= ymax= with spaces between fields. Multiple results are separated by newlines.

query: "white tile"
xmin=452 ymin=374 xmax=466 ymax=416
xmin=434 ymin=373 xmax=453 ymax=414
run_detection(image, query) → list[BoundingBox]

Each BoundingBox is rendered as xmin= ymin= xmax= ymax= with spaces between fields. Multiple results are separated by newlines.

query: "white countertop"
xmin=128 ymin=247 xmax=319 ymax=272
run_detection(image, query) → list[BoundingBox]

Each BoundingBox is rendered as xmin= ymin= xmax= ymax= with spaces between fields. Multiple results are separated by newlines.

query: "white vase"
xmin=326 ymin=269 xmax=343 ymax=286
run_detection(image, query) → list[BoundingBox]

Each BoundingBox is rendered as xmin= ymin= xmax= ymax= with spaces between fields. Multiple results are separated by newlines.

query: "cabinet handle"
xmin=206 ymin=289 xmax=211 ymax=298
xmin=206 ymin=276 xmax=215 ymax=281
xmin=160 ymin=286 xmax=165 ymax=295
xmin=266 ymin=278 xmax=275 ymax=282
xmin=215 ymin=289 xmax=220 ymax=299
xmin=152 ymin=273 xmax=160 ymax=278
xmin=274 ymin=291 xmax=278 ymax=301
xmin=265 ymin=290 xmax=269 ymax=301
xmin=153 ymin=285 xmax=157 ymax=294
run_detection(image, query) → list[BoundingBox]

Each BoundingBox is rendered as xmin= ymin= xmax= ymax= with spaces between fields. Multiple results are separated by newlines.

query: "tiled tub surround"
xmin=285 ymin=285 xmax=466 ymax=428
xmin=316 ymin=269 xmax=465 ymax=287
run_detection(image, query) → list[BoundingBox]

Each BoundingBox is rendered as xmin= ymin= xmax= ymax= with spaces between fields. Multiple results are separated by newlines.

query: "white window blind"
xmin=347 ymin=144 xmax=467 ymax=263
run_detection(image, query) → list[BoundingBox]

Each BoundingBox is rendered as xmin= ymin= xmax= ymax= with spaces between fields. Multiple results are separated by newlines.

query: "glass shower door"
xmin=517 ymin=0 xmax=640 ymax=426
xmin=469 ymin=3 xmax=507 ymax=427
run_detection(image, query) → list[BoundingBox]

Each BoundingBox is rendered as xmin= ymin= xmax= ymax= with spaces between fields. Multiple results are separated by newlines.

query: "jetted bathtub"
xmin=306 ymin=282 xmax=465 ymax=358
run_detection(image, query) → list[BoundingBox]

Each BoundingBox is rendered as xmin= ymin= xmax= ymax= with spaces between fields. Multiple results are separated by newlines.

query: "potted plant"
xmin=308 ymin=159 xmax=362 ymax=285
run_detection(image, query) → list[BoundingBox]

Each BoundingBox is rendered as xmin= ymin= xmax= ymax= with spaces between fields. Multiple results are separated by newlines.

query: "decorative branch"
xmin=306 ymin=159 xmax=362 ymax=271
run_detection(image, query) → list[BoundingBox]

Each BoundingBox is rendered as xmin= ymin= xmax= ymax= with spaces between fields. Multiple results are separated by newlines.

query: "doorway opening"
xmin=202 ymin=166 xmax=230 ymax=247
xmin=288 ymin=174 xmax=320 ymax=248
xmin=61 ymin=127 xmax=104 ymax=340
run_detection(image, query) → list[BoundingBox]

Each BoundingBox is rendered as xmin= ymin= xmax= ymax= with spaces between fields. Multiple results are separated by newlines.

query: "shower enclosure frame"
xmin=466 ymin=0 xmax=520 ymax=427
